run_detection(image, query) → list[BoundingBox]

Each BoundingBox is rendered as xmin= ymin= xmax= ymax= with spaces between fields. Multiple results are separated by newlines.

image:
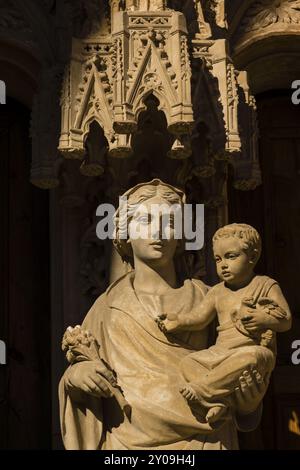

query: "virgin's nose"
xmin=151 ymin=217 xmax=163 ymax=240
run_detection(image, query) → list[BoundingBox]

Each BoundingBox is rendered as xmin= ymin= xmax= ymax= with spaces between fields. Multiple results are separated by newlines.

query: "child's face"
xmin=213 ymin=237 xmax=255 ymax=286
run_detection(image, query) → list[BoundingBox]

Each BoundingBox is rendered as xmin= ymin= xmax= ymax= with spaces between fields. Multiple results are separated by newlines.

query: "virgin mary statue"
xmin=59 ymin=179 xmax=267 ymax=450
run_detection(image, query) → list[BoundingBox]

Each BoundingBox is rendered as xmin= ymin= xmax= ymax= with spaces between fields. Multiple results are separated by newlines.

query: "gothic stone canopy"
xmin=1 ymin=0 xmax=284 ymax=191
xmin=53 ymin=0 xmax=260 ymax=191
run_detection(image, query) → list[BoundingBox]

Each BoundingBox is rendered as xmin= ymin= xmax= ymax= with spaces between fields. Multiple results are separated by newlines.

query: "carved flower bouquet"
xmin=62 ymin=325 xmax=131 ymax=418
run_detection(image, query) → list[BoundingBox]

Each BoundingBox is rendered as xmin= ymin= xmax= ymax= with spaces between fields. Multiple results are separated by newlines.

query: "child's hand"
xmin=257 ymin=297 xmax=287 ymax=319
xmin=156 ymin=313 xmax=181 ymax=333
xmin=241 ymin=309 xmax=274 ymax=332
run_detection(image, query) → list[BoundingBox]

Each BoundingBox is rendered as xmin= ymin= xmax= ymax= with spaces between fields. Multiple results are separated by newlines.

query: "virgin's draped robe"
xmin=59 ymin=272 xmax=260 ymax=450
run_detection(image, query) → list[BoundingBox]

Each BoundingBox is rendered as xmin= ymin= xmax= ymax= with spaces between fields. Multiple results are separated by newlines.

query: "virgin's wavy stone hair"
xmin=113 ymin=179 xmax=186 ymax=268
xmin=213 ymin=223 xmax=262 ymax=262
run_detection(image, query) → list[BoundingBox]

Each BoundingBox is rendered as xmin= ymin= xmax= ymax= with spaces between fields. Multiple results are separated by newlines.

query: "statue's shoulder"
xmin=252 ymin=274 xmax=279 ymax=296
xmin=82 ymin=275 xmax=131 ymax=326
xmin=106 ymin=272 xmax=132 ymax=295
xmin=254 ymin=274 xmax=278 ymax=285
xmin=82 ymin=293 xmax=108 ymax=327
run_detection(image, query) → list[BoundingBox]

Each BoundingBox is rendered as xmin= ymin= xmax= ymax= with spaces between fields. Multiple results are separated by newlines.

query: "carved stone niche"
xmin=58 ymin=2 xmax=194 ymax=162
xmin=80 ymin=121 xmax=108 ymax=177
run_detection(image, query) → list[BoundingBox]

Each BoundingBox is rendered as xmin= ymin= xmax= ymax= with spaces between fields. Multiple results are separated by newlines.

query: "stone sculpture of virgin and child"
xmin=59 ymin=179 xmax=291 ymax=450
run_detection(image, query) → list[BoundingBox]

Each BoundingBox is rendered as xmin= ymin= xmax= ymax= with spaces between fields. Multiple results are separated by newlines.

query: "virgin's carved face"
xmin=127 ymin=196 xmax=179 ymax=267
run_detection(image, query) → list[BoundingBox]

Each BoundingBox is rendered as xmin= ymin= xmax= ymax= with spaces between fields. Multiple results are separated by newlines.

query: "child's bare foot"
xmin=180 ymin=385 xmax=198 ymax=402
xmin=206 ymin=405 xmax=226 ymax=424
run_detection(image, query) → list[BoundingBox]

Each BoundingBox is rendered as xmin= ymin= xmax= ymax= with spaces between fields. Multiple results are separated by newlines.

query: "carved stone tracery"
xmin=56 ymin=0 xmax=262 ymax=192
xmin=59 ymin=3 xmax=194 ymax=161
xmin=0 ymin=0 xmax=263 ymax=193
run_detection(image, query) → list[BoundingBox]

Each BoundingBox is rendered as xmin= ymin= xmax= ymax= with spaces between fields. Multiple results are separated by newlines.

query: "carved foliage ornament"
xmin=241 ymin=0 xmax=300 ymax=33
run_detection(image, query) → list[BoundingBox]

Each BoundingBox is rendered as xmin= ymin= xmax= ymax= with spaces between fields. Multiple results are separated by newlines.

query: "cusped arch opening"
xmin=81 ymin=120 xmax=109 ymax=177
xmin=132 ymin=93 xmax=173 ymax=162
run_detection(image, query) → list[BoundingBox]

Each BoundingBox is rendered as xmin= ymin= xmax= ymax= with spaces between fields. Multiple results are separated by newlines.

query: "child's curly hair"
xmin=213 ymin=223 xmax=262 ymax=263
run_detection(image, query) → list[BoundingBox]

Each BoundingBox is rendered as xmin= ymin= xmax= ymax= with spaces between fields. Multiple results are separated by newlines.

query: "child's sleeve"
xmin=265 ymin=283 xmax=292 ymax=332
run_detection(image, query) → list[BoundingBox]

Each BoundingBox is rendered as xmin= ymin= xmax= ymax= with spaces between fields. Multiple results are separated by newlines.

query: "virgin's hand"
xmin=233 ymin=369 xmax=270 ymax=415
xmin=65 ymin=361 xmax=114 ymax=399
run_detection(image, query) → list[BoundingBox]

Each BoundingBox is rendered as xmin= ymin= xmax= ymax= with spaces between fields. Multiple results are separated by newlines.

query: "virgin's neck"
xmin=133 ymin=259 xmax=177 ymax=294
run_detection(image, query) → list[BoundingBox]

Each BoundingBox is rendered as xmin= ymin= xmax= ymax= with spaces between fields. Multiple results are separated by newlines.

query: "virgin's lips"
xmin=150 ymin=241 xmax=165 ymax=247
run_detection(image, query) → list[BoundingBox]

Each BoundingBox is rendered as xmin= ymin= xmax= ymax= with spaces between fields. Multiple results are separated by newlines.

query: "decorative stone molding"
xmin=232 ymin=0 xmax=300 ymax=55
xmin=192 ymin=38 xmax=241 ymax=157
xmin=232 ymin=71 xmax=261 ymax=190
xmin=192 ymin=33 xmax=261 ymax=188
xmin=199 ymin=0 xmax=227 ymax=32
xmin=210 ymin=0 xmax=227 ymax=29
xmin=194 ymin=0 xmax=212 ymax=38
xmin=124 ymin=1 xmax=168 ymax=11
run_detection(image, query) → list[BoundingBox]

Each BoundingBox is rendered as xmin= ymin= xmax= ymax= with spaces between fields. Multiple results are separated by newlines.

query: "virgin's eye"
xmin=137 ymin=215 xmax=151 ymax=224
xmin=215 ymin=258 xmax=221 ymax=263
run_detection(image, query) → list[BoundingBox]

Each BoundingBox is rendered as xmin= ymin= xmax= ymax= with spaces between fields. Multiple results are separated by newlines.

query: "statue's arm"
xmin=235 ymin=403 xmax=263 ymax=433
xmin=59 ymin=294 xmax=108 ymax=450
xmin=233 ymin=369 xmax=270 ymax=432
xmin=62 ymin=293 xmax=113 ymax=396
xmin=157 ymin=281 xmax=216 ymax=333
xmin=177 ymin=289 xmax=217 ymax=330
